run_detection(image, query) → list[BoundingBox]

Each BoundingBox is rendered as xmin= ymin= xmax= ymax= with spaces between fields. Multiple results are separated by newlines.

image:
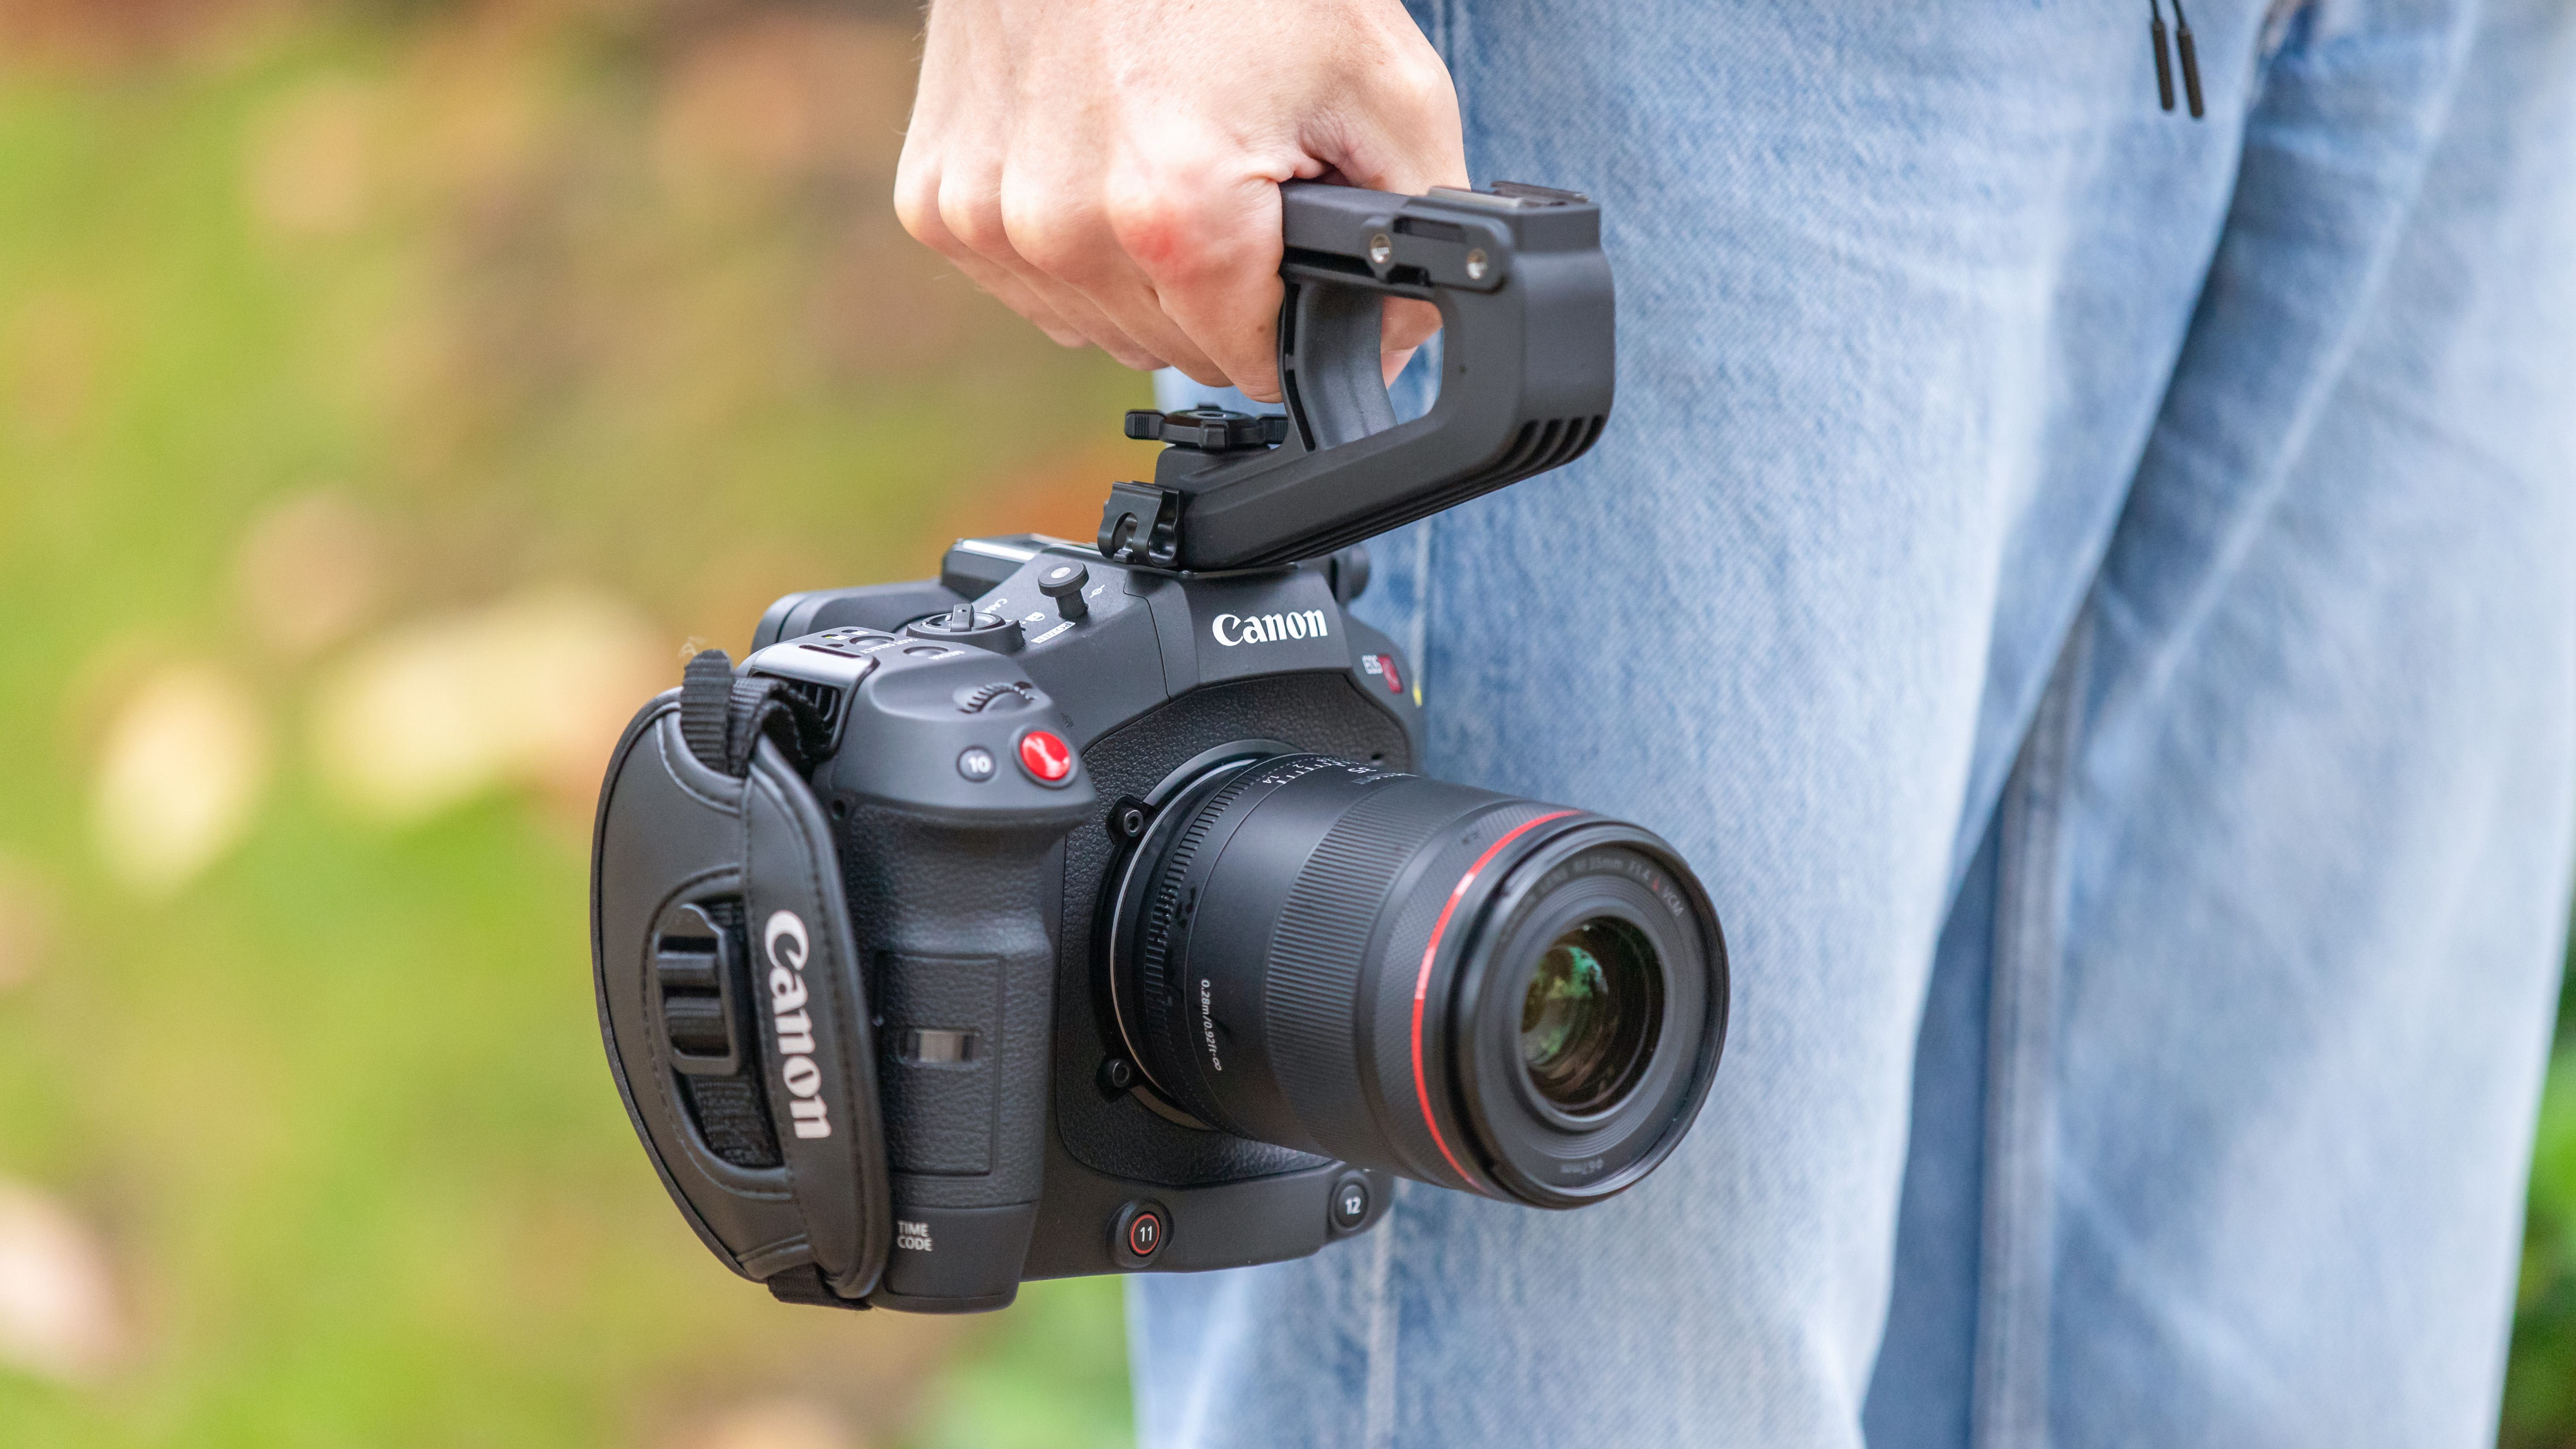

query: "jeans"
xmin=1130 ymin=0 xmax=2576 ymax=1443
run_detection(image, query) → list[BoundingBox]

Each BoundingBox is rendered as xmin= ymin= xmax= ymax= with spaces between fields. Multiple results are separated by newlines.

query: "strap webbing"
xmin=679 ymin=649 xmax=827 ymax=778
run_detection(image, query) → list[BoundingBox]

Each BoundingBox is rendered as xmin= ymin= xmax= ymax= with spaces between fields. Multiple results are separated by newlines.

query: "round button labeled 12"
xmin=1331 ymin=1174 xmax=1371 ymax=1231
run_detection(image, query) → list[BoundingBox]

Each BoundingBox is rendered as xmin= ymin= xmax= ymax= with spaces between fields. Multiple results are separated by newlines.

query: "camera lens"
xmin=1520 ymin=918 xmax=1661 ymax=1115
xmin=1103 ymin=753 xmax=1726 ymax=1208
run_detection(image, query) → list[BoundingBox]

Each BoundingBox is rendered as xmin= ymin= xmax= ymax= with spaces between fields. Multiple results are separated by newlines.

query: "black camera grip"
xmin=1111 ymin=180 xmax=1614 ymax=572
xmin=840 ymin=803 xmax=1071 ymax=1307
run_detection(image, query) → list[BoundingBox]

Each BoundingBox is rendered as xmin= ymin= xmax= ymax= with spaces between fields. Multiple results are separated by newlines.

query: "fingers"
xmin=895 ymin=0 xmax=1473 ymax=399
xmin=1382 ymin=297 xmax=1442 ymax=353
xmin=1003 ymin=175 xmax=1238 ymax=385
xmin=897 ymin=161 xmax=1173 ymax=369
xmin=1111 ymin=173 xmax=1290 ymax=400
xmin=897 ymin=199 xmax=1086 ymax=347
xmin=902 ymin=157 xmax=1449 ymax=402
xmin=895 ymin=10 xmax=1123 ymax=355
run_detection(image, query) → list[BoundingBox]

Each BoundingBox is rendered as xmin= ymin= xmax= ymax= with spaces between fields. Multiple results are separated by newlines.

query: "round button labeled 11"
xmin=1127 ymin=1210 xmax=1163 ymax=1256
xmin=1111 ymin=1199 xmax=1170 ymax=1267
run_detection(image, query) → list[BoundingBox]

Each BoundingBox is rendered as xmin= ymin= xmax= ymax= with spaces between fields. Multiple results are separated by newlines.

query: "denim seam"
xmin=1969 ymin=613 xmax=2087 ymax=1449
xmin=2257 ymin=0 xmax=2317 ymax=60
xmin=1362 ymin=1183 xmax=1402 ymax=1449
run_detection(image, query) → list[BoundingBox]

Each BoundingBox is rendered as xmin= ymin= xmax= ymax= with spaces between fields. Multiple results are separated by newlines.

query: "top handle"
xmin=1098 ymin=181 xmax=1615 ymax=573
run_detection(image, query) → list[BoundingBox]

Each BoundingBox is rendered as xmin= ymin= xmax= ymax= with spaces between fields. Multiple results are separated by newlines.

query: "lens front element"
xmin=1520 ymin=918 xmax=1663 ymax=1116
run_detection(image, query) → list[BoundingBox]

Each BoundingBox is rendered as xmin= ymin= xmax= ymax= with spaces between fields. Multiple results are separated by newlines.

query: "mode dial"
xmin=905 ymin=602 xmax=1024 ymax=653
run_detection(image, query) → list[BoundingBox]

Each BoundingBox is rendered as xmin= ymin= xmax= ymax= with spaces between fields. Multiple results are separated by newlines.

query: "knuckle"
xmin=1099 ymin=187 xmax=1181 ymax=247
xmin=1001 ymin=191 xmax=1106 ymax=278
xmin=1376 ymin=53 xmax=1461 ymax=133
xmin=893 ymin=170 xmax=944 ymax=244
xmin=937 ymin=182 xmax=1012 ymax=257
xmin=1105 ymin=183 xmax=1254 ymax=286
xmin=1408 ymin=59 xmax=1459 ymax=114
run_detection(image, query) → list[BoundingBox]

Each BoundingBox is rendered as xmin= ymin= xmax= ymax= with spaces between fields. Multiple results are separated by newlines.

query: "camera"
xmin=593 ymin=181 xmax=1730 ymax=1313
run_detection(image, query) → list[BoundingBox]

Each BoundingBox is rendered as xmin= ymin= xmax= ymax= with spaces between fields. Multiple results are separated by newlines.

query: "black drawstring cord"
xmin=2169 ymin=0 xmax=2206 ymax=118
xmin=2148 ymin=0 xmax=2206 ymax=118
xmin=2149 ymin=0 xmax=2177 ymax=110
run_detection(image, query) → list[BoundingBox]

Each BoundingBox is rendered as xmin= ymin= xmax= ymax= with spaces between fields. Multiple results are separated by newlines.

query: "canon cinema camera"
xmin=592 ymin=181 xmax=1730 ymax=1313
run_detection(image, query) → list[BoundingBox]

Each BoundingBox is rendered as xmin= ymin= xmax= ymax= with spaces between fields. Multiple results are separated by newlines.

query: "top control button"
xmin=1016 ymin=729 xmax=1074 ymax=784
xmin=1036 ymin=562 xmax=1091 ymax=622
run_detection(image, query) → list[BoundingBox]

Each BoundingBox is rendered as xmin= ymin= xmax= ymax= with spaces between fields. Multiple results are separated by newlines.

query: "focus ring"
xmin=1260 ymin=782 xmax=1435 ymax=1159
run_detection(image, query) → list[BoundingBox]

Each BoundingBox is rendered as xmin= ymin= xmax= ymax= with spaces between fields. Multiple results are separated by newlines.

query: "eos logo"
xmin=1212 ymin=609 xmax=1329 ymax=647
xmin=764 ymin=909 xmax=831 ymax=1140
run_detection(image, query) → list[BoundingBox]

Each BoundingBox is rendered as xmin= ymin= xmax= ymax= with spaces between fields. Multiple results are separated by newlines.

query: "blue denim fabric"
xmin=1133 ymin=1 xmax=2576 ymax=1445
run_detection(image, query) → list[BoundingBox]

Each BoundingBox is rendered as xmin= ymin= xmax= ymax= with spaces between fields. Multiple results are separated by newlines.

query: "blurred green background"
xmin=3 ymin=3 xmax=2575 ymax=1447
xmin=0 ymin=0 xmax=1137 ymax=1444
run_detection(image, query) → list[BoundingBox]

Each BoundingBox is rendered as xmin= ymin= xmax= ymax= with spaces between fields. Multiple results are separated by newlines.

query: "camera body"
xmin=593 ymin=181 xmax=1730 ymax=1314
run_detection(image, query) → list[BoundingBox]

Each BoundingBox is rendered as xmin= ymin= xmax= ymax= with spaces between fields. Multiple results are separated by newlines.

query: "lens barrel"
xmin=1103 ymin=753 xmax=1726 ymax=1207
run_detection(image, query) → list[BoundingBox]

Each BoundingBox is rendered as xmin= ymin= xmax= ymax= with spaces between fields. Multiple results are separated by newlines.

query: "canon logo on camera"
xmin=763 ymin=910 xmax=832 ymax=1140
xmin=1211 ymin=609 xmax=1329 ymax=647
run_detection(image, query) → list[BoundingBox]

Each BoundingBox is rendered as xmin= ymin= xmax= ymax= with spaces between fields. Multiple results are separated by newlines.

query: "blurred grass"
xmin=2503 ymin=936 xmax=2576 ymax=1449
xmin=0 ymin=2 xmax=1140 ymax=1445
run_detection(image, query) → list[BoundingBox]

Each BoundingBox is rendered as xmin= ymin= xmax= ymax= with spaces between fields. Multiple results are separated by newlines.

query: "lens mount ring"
xmin=1097 ymin=739 xmax=1296 ymax=1120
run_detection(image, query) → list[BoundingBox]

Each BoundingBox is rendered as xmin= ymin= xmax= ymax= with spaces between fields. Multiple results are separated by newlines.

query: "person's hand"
xmin=894 ymin=0 xmax=1466 ymax=402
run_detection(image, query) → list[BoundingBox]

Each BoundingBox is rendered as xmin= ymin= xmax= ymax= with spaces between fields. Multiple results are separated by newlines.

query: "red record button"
xmin=1016 ymin=729 xmax=1074 ymax=783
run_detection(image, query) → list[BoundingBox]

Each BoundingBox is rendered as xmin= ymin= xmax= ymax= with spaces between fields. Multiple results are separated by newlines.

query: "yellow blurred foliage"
xmin=310 ymin=584 xmax=666 ymax=823
xmin=89 ymin=663 xmax=270 ymax=896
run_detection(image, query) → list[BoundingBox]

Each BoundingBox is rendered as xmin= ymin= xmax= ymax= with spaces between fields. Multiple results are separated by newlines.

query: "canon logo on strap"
xmin=763 ymin=909 xmax=831 ymax=1140
xmin=1212 ymin=609 xmax=1330 ymax=647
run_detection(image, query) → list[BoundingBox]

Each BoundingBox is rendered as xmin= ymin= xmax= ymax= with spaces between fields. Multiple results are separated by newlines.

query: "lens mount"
xmin=1096 ymin=740 xmax=1296 ymax=1128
